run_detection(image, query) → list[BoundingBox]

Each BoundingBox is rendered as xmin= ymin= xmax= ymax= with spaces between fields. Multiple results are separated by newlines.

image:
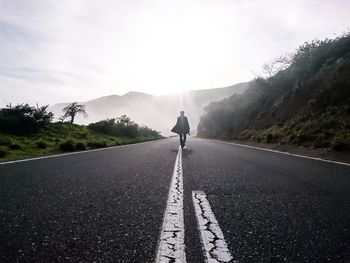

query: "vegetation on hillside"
xmin=88 ymin=115 xmax=160 ymax=138
xmin=0 ymin=104 xmax=161 ymax=161
xmin=0 ymin=103 xmax=53 ymax=134
xmin=197 ymin=33 xmax=350 ymax=150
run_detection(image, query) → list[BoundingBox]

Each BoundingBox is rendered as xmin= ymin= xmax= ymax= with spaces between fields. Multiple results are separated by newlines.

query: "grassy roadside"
xmin=224 ymin=107 xmax=350 ymax=151
xmin=0 ymin=123 xmax=162 ymax=162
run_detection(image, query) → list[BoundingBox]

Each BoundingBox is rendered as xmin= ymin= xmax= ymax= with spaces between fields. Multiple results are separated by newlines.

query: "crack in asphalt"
xmin=196 ymin=194 xmax=222 ymax=259
xmin=193 ymin=191 xmax=237 ymax=263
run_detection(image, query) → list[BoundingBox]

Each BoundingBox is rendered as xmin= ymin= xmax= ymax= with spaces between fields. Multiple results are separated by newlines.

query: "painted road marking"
xmin=212 ymin=139 xmax=350 ymax=167
xmin=156 ymin=146 xmax=186 ymax=263
xmin=192 ymin=191 xmax=236 ymax=263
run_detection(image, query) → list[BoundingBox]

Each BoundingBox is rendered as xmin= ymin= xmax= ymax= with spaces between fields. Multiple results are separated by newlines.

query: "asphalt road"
xmin=0 ymin=137 xmax=349 ymax=262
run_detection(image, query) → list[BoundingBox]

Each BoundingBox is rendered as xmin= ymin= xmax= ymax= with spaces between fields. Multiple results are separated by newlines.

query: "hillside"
xmin=197 ymin=33 xmax=350 ymax=150
xmin=49 ymin=83 xmax=249 ymax=136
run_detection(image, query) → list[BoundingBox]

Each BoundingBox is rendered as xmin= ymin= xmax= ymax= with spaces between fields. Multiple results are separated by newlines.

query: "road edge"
xmin=0 ymin=138 xmax=166 ymax=165
xmin=209 ymin=139 xmax=350 ymax=167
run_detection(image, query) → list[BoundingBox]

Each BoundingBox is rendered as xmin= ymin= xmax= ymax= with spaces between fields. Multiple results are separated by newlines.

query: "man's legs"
xmin=180 ymin=133 xmax=185 ymax=148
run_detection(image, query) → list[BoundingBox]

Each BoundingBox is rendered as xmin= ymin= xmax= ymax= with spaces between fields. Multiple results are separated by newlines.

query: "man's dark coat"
xmin=171 ymin=116 xmax=190 ymax=134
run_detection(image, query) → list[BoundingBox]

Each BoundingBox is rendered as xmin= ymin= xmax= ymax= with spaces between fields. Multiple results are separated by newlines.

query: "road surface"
xmin=0 ymin=137 xmax=349 ymax=262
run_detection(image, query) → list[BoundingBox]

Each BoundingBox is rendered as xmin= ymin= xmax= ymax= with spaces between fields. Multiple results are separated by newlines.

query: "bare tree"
xmin=62 ymin=102 xmax=87 ymax=123
xmin=262 ymin=54 xmax=292 ymax=78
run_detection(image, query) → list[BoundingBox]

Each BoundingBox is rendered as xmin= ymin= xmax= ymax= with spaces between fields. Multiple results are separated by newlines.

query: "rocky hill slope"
xmin=198 ymin=33 xmax=350 ymax=150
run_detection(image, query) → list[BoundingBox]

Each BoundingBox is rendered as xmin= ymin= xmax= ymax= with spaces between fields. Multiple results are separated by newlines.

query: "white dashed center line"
xmin=156 ymin=146 xmax=186 ymax=263
xmin=192 ymin=191 xmax=236 ymax=263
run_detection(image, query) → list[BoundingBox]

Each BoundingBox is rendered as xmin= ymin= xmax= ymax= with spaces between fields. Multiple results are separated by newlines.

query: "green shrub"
xmin=113 ymin=139 xmax=122 ymax=146
xmin=265 ymin=133 xmax=273 ymax=143
xmin=0 ymin=137 xmax=12 ymax=146
xmin=88 ymin=115 xmax=160 ymax=139
xmin=332 ymin=135 xmax=348 ymax=151
xmin=75 ymin=131 xmax=88 ymax=139
xmin=314 ymin=134 xmax=329 ymax=148
xmin=9 ymin=142 xmax=22 ymax=150
xmin=87 ymin=141 xmax=107 ymax=149
xmin=36 ymin=140 xmax=48 ymax=149
xmin=59 ymin=139 xmax=76 ymax=152
xmin=75 ymin=142 xmax=86 ymax=151
xmin=0 ymin=149 xmax=7 ymax=157
xmin=0 ymin=103 xmax=53 ymax=134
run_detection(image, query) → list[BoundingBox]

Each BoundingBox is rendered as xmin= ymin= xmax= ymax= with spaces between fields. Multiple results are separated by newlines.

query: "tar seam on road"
xmin=212 ymin=139 xmax=350 ymax=167
xmin=192 ymin=191 xmax=237 ymax=263
xmin=155 ymin=146 xmax=186 ymax=263
xmin=0 ymin=139 xmax=159 ymax=166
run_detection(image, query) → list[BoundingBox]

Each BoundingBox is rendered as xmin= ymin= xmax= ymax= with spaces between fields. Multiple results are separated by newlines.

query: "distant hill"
xmin=50 ymin=83 xmax=249 ymax=136
xmin=198 ymin=33 xmax=350 ymax=150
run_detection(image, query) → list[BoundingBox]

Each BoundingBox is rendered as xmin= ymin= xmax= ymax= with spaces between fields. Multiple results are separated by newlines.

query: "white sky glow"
xmin=0 ymin=0 xmax=349 ymax=106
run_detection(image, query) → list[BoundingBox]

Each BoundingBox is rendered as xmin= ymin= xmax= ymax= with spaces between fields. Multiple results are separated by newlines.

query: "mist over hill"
xmin=50 ymin=82 xmax=249 ymax=136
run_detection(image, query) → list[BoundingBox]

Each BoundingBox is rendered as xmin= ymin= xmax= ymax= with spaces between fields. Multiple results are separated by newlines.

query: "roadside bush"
xmin=88 ymin=115 xmax=160 ymax=139
xmin=9 ymin=142 xmax=22 ymax=150
xmin=75 ymin=142 xmax=86 ymax=151
xmin=314 ymin=134 xmax=329 ymax=148
xmin=74 ymin=131 xmax=88 ymax=139
xmin=87 ymin=141 xmax=107 ymax=149
xmin=332 ymin=135 xmax=348 ymax=151
xmin=129 ymin=138 xmax=139 ymax=144
xmin=265 ymin=133 xmax=273 ymax=143
xmin=0 ymin=137 xmax=12 ymax=146
xmin=0 ymin=103 xmax=53 ymax=134
xmin=36 ymin=140 xmax=48 ymax=149
xmin=138 ymin=125 xmax=160 ymax=138
xmin=0 ymin=148 xmax=7 ymax=157
xmin=120 ymin=125 xmax=138 ymax=138
xmin=240 ymin=130 xmax=253 ymax=140
xmin=59 ymin=139 xmax=76 ymax=152
xmin=88 ymin=119 xmax=117 ymax=136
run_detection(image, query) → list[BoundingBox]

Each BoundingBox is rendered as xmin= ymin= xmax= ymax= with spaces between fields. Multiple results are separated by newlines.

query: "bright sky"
xmin=0 ymin=0 xmax=349 ymax=106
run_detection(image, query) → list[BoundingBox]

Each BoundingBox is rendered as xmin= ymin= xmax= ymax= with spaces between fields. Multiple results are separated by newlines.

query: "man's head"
xmin=180 ymin=111 xmax=184 ymax=116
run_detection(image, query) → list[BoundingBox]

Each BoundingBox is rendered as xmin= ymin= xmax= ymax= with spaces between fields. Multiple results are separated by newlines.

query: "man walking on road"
xmin=171 ymin=111 xmax=190 ymax=148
